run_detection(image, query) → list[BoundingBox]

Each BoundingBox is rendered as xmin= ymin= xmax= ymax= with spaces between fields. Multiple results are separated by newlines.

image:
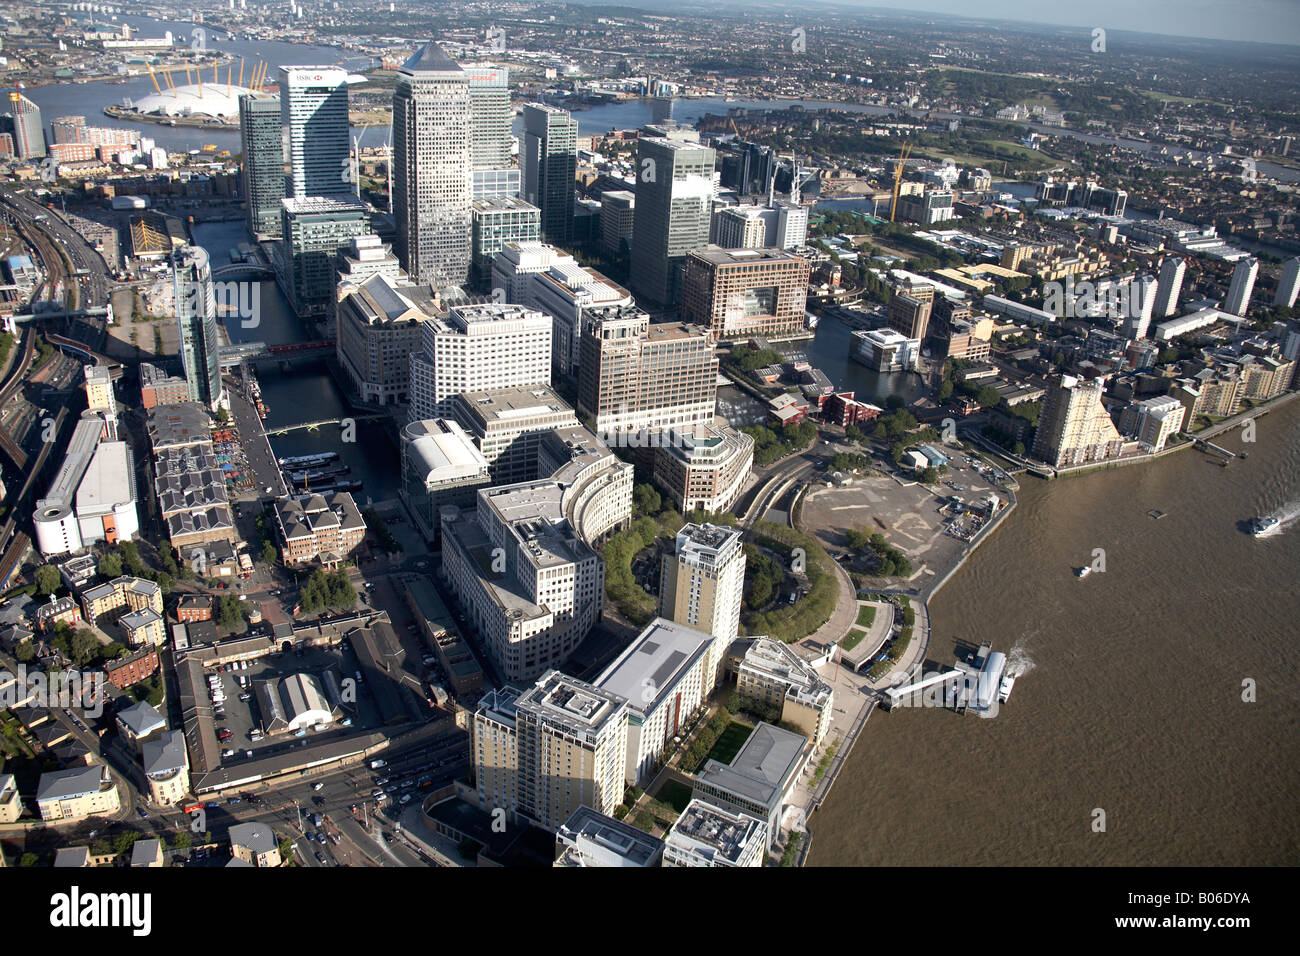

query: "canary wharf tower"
xmin=392 ymin=43 xmax=473 ymax=288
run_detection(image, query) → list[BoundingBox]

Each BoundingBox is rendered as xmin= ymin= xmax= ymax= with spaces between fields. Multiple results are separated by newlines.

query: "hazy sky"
xmin=849 ymin=0 xmax=1300 ymax=46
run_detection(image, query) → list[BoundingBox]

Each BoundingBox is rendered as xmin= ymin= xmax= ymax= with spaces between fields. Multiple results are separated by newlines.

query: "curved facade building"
xmin=441 ymin=423 xmax=632 ymax=683
xmin=652 ymin=423 xmax=754 ymax=515
xmin=34 ymin=504 xmax=82 ymax=557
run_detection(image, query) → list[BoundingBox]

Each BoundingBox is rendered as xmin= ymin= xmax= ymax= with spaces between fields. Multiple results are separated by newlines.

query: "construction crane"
xmin=889 ymin=141 xmax=912 ymax=223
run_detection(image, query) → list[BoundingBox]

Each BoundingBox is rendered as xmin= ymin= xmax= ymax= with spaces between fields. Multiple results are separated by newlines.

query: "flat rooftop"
xmin=556 ymin=805 xmax=664 ymax=867
xmin=645 ymin=321 xmax=711 ymax=343
xmin=455 ymin=384 xmax=574 ymax=428
xmin=595 ymin=617 xmax=713 ymax=716
xmin=690 ymin=245 xmax=806 ymax=266
xmin=75 ymin=440 xmax=135 ymax=513
xmin=666 ymin=797 xmax=767 ymax=865
xmin=516 ymin=670 xmax=626 ymax=739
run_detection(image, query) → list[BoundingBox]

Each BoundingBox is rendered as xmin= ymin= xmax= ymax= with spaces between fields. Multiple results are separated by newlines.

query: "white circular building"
xmin=131 ymin=83 xmax=258 ymax=121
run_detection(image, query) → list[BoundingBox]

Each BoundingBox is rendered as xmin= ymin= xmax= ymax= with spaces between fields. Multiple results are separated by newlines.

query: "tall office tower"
xmin=3 ymin=90 xmax=45 ymax=159
xmin=600 ymin=190 xmax=635 ymax=258
xmin=1121 ymin=274 xmax=1158 ymax=340
xmin=716 ymin=140 xmax=776 ymax=197
xmin=521 ymin=104 xmax=577 ymax=245
xmin=392 ymin=43 xmax=473 ymax=288
xmin=630 ymin=137 xmax=716 ymax=308
xmin=1153 ymin=256 xmax=1186 ymax=318
xmin=711 ymin=206 xmax=768 ymax=249
xmin=171 ymin=245 xmax=222 ymax=409
xmin=238 ymin=94 xmax=284 ymax=238
xmin=280 ymin=196 xmax=370 ymax=316
xmin=682 ymin=246 xmax=811 ymax=340
xmin=885 ymin=278 xmax=935 ymax=341
xmin=1032 ymin=375 xmax=1126 ymax=468
xmin=279 ymin=66 xmax=350 ymax=199
xmin=472 ymin=673 xmax=629 ymax=830
xmin=577 ymin=309 xmax=718 ymax=439
xmin=464 ymin=63 xmax=511 ymax=169
xmin=660 ymin=522 xmax=746 ymax=689
xmin=1225 ymin=257 xmax=1259 ymax=317
xmin=466 ymin=63 xmax=520 ymax=200
xmin=1275 ymin=256 xmax=1300 ymax=309
xmin=407 ymin=302 xmax=552 ymax=421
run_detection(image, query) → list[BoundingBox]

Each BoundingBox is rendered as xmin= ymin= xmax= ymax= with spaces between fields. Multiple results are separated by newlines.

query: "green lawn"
xmin=855 ymin=605 xmax=877 ymax=629
xmin=655 ymin=779 xmax=694 ymax=814
xmin=843 ymin=627 xmax=870 ymax=652
xmin=706 ymin=721 xmax=754 ymax=766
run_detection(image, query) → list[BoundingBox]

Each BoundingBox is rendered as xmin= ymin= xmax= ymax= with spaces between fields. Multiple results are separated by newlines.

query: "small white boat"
xmin=998 ymin=671 xmax=1016 ymax=703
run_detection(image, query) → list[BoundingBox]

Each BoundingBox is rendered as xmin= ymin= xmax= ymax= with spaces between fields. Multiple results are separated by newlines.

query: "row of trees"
xmin=743 ymin=522 xmax=837 ymax=642
xmin=742 ymin=419 xmax=817 ymax=467
xmin=742 ymin=543 xmax=786 ymax=612
xmin=678 ymin=706 xmax=735 ymax=775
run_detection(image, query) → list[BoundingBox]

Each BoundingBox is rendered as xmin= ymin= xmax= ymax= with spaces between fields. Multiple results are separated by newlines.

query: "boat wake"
xmin=1006 ymin=636 xmax=1037 ymax=678
xmin=1271 ymin=499 xmax=1300 ymax=532
xmin=1255 ymin=499 xmax=1300 ymax=537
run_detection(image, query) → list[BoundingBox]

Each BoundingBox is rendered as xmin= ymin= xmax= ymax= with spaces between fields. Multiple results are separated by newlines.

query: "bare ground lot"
xmin=800 ymin=449 xmax=1005 ymax=587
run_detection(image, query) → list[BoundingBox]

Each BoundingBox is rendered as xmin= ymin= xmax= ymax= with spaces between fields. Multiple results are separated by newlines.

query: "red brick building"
xmin=104 ymin=646 xmax=160 ymax=690
xmin=823 ymin=392 xmax=883 ymax=428
xmin=175 ymin=594 xmax=213 ymax=623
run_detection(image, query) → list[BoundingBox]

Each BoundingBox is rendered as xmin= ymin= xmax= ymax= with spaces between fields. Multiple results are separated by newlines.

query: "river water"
xmin=809 ymin=399 xmax=1300 ymax=866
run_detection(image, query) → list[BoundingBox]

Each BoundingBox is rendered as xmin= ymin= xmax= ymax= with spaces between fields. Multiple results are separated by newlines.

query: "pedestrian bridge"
xmin=265 ymin=412 xmax=386 ymax=436
xmin=211 ymin=262 xmax=275 ymax=280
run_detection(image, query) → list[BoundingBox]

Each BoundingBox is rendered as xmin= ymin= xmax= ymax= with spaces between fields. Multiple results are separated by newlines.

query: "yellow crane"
xmin=889 ymin=141 xmax=912 ymax=223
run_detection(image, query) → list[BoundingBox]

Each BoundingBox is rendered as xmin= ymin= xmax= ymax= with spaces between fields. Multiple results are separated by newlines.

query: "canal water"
xmin=809 ymin=399 xmax=1300 ymax=866
xmin=191 ymin=219 xmax=400 ymax=503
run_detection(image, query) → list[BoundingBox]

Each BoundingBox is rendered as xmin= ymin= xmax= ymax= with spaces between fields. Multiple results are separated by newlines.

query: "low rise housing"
xmin=737 ymin=638 xmax=835 ymax=747
xmin=692 ymin=722 xmax=807 ymax=849
xmin=36 ymin=764 xmax=120 ymax=822
xmin=554 ymin=806 xmax=664 ymax=867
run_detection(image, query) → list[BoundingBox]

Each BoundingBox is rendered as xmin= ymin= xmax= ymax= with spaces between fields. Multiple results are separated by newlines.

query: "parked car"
xmin=218 ymin=729 xmax=233 ymax=740
xmin=315 ymin=850 xmax=327 ymax=864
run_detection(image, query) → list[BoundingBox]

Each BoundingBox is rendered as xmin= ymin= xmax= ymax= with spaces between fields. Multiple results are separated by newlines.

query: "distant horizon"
xmin=625 ymin=0 xmax=1300 ymax=48
xmin=849 ymin=0 xmax=1300 ymax=46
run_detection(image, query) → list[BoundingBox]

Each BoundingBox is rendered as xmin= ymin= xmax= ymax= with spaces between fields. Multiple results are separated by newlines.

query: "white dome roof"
xmin=132 ymin=83 xmax=258 ymax=120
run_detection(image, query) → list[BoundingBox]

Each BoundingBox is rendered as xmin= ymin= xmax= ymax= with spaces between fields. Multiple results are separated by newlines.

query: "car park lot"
xmin=204 ymin=641 xmax=395 ymax=764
